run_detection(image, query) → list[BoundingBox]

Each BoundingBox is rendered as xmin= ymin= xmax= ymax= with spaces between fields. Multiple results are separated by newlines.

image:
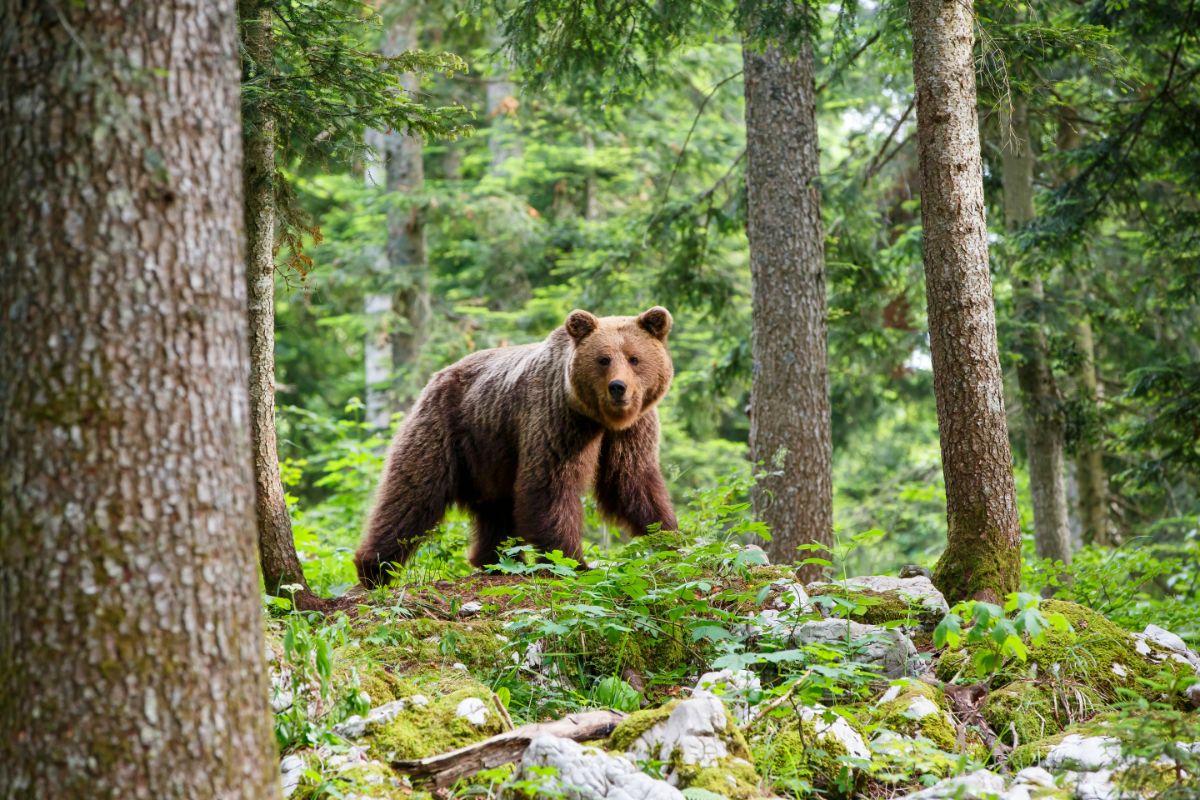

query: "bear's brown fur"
xmin=354 ymin=307 xmax=679 ymax=587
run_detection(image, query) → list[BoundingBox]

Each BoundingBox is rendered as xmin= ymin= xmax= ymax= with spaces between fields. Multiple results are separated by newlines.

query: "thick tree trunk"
xmin=1001 ymin=98 xmax=1072 ymax=568
xmin=743 ymin=39 xmax=834 ymax=578
xmin=1074 ymin=317 xmax=1110 ymax=545
xmin=241 ymin=1 xmax=318 ymax=605
xmin=0 ymin=2 xmax=279 ymax=797
xmin=908 ymin=0 xmax=1021 ymax=603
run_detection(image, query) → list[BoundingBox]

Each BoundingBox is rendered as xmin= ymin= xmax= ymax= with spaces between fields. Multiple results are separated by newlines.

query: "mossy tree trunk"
xmin=240 ymin=0 xmax=320 ymax=607
xmin=743 ymin=37 xmax=834 ymax=579
xmin=0 ymin=1 xmax=279 ymax=796
xmin=908 ymin=0 xmax=1022 ymax=603
xmin=1001 ymin=98 xmax=1072 ymax=569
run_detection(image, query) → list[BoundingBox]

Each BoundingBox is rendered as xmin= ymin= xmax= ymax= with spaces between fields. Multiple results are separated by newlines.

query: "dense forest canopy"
xmin=1 ymin=0 xmax=1198 ymax=798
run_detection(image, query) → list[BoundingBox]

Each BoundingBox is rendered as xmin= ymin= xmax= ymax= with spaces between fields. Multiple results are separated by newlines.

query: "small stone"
xmin=693 ymin=669 xmax=761 ymax=724
xmin=1142 ymin=624 xmax=1189 ymax=655
xmin=1110 ymin=662 xmax=1127 ymax=678
xmin=452 ymin=662 xmax=468 ymax=671
xmin=333 ymin=698 xmax=409 ymax=739
xmin=797 ymin=705 xmax=870 ymax=760
xmin=459 ymin=601 xmax=484 ymax=617
xmin=280 ymin=755 xmax=305 ymax=798
xmin=456 ymin=696 xmax=489 ymax=726
xmin=1043 ymin=734 xmax=1122 ymax=772
xmin=409 ymin=694 xmax=429 ymax=707
xmin=899 ymin=564 xmax=932 ymax=579
xmin=893 ymin=769 xmax=1008 ymax=799
xmin=903 ymin=695 xmax=940 ymax=720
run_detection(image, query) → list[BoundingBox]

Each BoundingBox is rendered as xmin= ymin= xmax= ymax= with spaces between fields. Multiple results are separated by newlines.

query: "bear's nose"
xmin=608 ymin=380 xmax=627 ymax=400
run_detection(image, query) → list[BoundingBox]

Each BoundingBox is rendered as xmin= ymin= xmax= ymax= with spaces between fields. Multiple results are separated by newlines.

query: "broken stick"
xmin=392 ymin=708 xmax=626 ymax=788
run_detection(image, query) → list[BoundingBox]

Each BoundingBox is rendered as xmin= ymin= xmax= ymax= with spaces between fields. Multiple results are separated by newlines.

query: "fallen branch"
xmin=391 ymin=709 xmax=626 ymax=787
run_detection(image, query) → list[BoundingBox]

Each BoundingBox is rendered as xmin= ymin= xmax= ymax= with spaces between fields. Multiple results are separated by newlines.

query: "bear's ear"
xmin=565 ymin=309 xmax=599 ymax=342
xmin=637 ymin=306 xmax=673 ymax=340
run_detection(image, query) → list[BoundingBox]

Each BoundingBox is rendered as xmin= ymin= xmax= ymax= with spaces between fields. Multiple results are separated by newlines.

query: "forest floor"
xmin=268 ymin=536 xmax=1200 ymax=800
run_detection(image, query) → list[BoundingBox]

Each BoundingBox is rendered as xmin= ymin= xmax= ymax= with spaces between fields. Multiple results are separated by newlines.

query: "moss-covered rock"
xmin=806 ymin=576 xmax=948 ymax=629
xmin=936 ymin=601 xmax=1193 ymax=705
xmin=355 ymin=670 xmax=506 ymax=761
xmin=752 ymin=707 xmax=869 ymax=795
xmin=869 ymin=679 xmax=958 ymax=752
xmin=610 ymin=696 xmax=764 ymax=798
xmin=353 ymin=617 xmax=510 ymax=675
xmin=980 ymin=679 xmax=1104 ymax=747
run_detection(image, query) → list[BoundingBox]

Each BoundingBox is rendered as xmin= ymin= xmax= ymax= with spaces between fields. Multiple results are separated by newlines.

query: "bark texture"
xmin=241 ymin=1 xmax=317 ymax=604
xmin=1001 ymin=99 xmax=1071 ymax=567
xmin=743 ymin=39 xmax=834 ymax=578
xmin=0 ymin=2 xmax=279 ymax=797
xmin=1074 ymin=316 xmax=1110 ymax=545
xmin=384 ymin=19 xmax=430 ymax=402
xmin=908 ymin=0 xmax=1022 ymax=603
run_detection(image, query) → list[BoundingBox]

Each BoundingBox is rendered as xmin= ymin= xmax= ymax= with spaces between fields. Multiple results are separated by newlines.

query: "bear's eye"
xmin=628 ymin=356 xmax=640 ymax=366
xmin=598 ymin=356 xmax=611 ymax=367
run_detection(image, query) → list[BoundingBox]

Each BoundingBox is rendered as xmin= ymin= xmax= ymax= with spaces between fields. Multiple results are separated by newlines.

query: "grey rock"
xmin=1044 ymin=734 xmax=1122 ymax=772
xmin=333 ymin=698 xmax=410 ymax=739
xmin=789 ymin=619 xmax=920 ymax=678
xmin=510 ymin=735 xmax=684 ymax=800
xmin=623 ymin=694 xmax=733 ymax=769
xmin=807 ymin=575 xmax=949 ymax=617
xmin=280 ymin=754 xmax=305 ymax=798
xmin=693 ymin=669 xmax=761 ymax=724
xmin=899 ymin=564 xmax=932 ymax=579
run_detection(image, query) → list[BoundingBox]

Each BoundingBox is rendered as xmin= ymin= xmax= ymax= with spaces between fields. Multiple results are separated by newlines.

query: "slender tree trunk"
xmin=240 ymin=1 xmax=319 ymax=606
xmin=0 ymin=2 xmax=279 ymax=796
xmin=1056 ymin=113 xmax=1110 ymax=547
xmin=1001 ymin=98 xmax=1071 ymax=568
xmin=743 ymin=38 xmax=834 ymax=578
xmin=487 ymin=42 xmax=522 ymax=176
xmin=909 ymin=0 xmax=1021 ymax=603
xmin=1074 ymin=316 xmax=1110 ymax=545
xmin=383 ymin=17 xmax=430 ymax=408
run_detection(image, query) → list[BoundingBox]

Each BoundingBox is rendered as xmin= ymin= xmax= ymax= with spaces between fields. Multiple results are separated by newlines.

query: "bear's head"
xmin=564 ymin=306 xmax=673 ymax=430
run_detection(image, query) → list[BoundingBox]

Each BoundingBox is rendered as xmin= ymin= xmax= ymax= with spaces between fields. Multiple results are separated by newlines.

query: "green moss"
xmin=981 ymin=679 xmax=1104 ymax=746
xmin=1006 ymin=717 xmax=1114 ymax=770
xmin=607 ymin=700 xmax=681 ymax=752
xmin=752 ymin=712 xmax=866 ymax=795
xmin=932 ymin=533 xmax=1021 ymax=605
xmin=870 ymin=680 xmax=958 ymax=752
xmin=676 ymin=758 xmax=762 ymax=800
xmin=354 ymin=618 xmax=508 ymax=675
xmin=940 ymin=602 xmax=1191 ymax=705
xmin=364 ymin=672 xmax=505 ymax=761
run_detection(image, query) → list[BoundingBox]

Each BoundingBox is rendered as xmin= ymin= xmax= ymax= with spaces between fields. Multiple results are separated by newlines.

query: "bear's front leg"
xmin=596 ymin=411 xmax=678 ymax=535
xmin=513 ymin=452 xmax=589 ymax=568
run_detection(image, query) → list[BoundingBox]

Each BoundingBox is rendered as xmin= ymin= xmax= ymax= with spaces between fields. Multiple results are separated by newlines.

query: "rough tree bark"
xmin=1074 ymin=316 xmax=1110 ymax=545
xmin=384 ymin=17 xmax=431 ymax=402
xmin=1001 ymin=98 xmax=1072 ymax=568
xmin=743 ymin=37 xmax=834 ymax=578
xmin=240 ymin=1 xmax=319 ymax=607
xmin=908 ymin=0 xmax=1022 ymax=603
xmin=0 ymin=2 xmax=279 ymax=797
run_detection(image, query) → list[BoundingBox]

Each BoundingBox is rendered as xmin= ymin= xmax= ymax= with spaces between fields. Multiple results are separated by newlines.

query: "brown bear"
xmin=354 ymin=306 xmax=679 ymax=587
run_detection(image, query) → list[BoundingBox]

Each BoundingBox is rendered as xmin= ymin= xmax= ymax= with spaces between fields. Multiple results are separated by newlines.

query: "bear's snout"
xmin=608 ymin=379 xmax=627 ymax=401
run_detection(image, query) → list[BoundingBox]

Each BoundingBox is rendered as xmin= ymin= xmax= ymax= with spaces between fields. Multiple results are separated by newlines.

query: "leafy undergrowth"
xmin=266 ymin=505 xmax=1200 ymax=798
